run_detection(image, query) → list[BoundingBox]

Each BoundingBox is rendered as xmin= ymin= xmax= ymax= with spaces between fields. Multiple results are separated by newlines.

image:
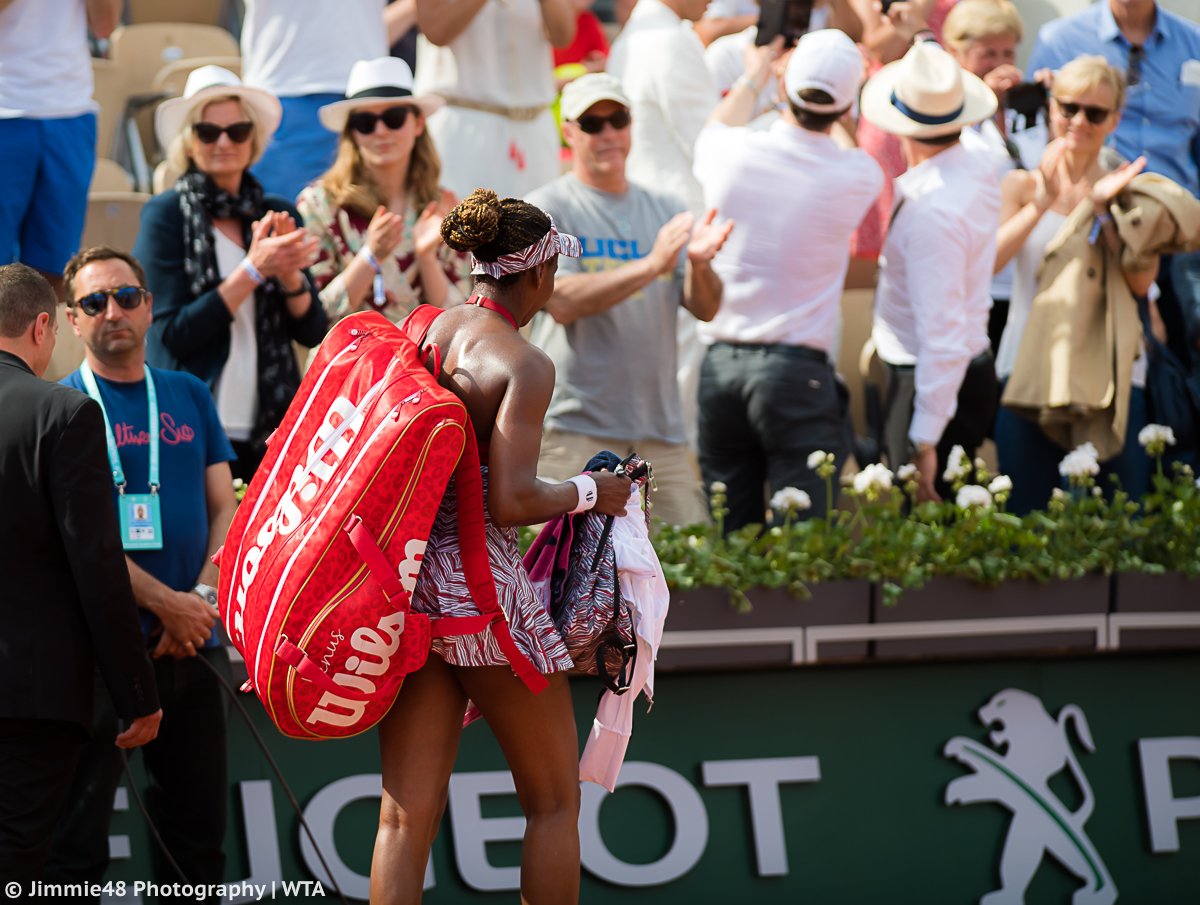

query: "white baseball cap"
xmin=560 ymin=73 xmax=631 ymax=122
xmin=784 ymin=29 xmax=865 ymax=114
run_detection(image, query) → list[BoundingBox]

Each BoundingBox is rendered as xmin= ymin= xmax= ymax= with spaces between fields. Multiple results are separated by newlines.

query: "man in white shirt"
xmin=527 ymin=74 xmax=730 ymax=528
xmin=242 ymin=0 xmax=388 ymax=201
xmin=607 ymin=0 xmax=718 ymax=215
xmin=693 ymin=30 xmax=883 ymax=530
xmin=862 ymin=42 xmax=1001 ymax=502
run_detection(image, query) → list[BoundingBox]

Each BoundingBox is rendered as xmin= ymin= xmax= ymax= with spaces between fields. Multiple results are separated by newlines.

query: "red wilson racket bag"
xmin=215 ymin=308 xmax=546 ymax=740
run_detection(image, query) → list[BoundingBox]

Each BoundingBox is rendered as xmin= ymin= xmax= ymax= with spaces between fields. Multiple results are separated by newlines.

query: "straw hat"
xmin=155 ymin=65 xmax=282 ymax=148
xmin=860 ymin=42 xmax=996 ymax=138
xmin=318 ymin=58 xmax=444 ymax=133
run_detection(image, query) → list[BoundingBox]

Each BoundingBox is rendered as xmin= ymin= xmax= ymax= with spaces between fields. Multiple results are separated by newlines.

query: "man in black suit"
xmin=0 ymin=263 xmax=161 ymax=887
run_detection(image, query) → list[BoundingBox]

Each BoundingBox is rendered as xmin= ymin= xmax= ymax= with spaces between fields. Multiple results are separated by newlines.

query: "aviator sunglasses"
xmin=75 ymin=285 xmax=148 ymax=317
xmin=348 ymin=105 xmax=416 ymax=135
xmin=193 ymin=120 xmax=254 ymax=144
xmin=574 ymin=109 xmax=632 ymax=134
xmin=1054 ymin=98 xmax=1112 ymax=126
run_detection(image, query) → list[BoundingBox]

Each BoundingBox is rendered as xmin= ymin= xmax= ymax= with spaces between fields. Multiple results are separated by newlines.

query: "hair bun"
xmin=441 ymin=188 xmax=503 ymax=253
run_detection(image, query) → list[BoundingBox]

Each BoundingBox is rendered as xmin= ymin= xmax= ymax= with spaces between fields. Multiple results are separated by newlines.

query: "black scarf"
xmin=176 ymin=168 xmax=301 ymax=451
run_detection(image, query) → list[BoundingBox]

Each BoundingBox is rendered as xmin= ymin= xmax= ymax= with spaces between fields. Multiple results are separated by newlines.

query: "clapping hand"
xmin=649 ymin=212 xmax=695 ymax=275
xmin=413 ymin=189 xmax=457 ymax=259
xmin=247 ymin=211 xmax=319 ymax=278
xmin=687 ymin=209 xmax=734 ymax=264
xmin=366 ymin=205 xmax=406 ymax=260
xmin=1092 ymin=155 xmax=1146 ymax=213
xmin=1032 ymin=138 xmax=1066 ymax=212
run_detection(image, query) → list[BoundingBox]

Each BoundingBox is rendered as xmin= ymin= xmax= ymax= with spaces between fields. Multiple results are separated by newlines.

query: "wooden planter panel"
xmin=872 ymin=575 xmax=1110 ymax=659
xmin=1112 ymin=572 xmax=1200 ymax=649
xmin=660 ymin=583 xmax=872 ymax=670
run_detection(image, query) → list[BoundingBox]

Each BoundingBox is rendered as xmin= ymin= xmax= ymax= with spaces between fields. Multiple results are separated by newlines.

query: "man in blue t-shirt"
xmin=48 ymin=247 xmax=237 ymax=897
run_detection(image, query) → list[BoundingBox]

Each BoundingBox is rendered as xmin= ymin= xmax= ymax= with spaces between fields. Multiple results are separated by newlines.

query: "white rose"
xmin=852 ymin=463 xmax=894 ymax=495
xmin=1058 ymin=443 xmax=1100 ymax=479
xmin=1138 ymin=424 xmax=1177 ymax=452
xmin=806 ymin=450 xmax=828 ymax=470
xmin=710 ymin=481 xmax=728 ymax=494
xmin=987 ymin=475 xmax=1013 ymax=494
xmin=770 ymin=487 xmax=812 ymax=512
xmin=956 ymin=484 xmax=993 ymax=509
xmin=896 ymin=463 xmax=917 ymax=481
xmin=942 ymin=444 xmax=970 ymax=482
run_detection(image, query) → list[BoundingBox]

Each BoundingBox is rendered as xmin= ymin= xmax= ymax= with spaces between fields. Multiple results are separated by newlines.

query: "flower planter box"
xmin=659 ymin=583 xmax=872 ymax=671
xmin=1111 ymin=572 xmax=1200 ymax=650
xmin=871 ymin=575 xmax=1110 ymax=660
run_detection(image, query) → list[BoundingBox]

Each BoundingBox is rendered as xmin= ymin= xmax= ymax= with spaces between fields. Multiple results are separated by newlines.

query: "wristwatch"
xmin=192 ymin=583 xmax=219 ymax=607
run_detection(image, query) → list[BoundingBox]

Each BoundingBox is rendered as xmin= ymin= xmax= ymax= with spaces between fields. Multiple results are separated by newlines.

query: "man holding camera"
xmin=527 ymin=74 xmax=730 ymax=528
xmin=48 ymin=247 xmax=237 ymax=896
xmin=693 ymin=30 xmax=883 ymax=530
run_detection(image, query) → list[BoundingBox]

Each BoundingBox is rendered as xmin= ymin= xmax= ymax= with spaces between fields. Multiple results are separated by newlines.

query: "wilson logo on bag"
xmin=215 ymin=308 xmax=547 ymax=740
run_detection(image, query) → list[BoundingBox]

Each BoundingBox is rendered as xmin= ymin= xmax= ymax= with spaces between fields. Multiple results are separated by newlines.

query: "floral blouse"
xmin=297 ymin=184 xmax=472 ymax=323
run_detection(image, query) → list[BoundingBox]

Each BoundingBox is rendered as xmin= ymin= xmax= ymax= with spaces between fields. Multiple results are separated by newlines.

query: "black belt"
xmin=711 ymin=341 xmax=828 ymax=365
xmin=887 ymin=348 xmax=993 ymax=373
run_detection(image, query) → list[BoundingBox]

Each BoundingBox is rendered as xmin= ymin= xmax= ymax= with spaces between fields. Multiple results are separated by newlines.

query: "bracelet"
xmin=566 ymin=474 xmax=598 ymax=514
xmin=360 ymin=247 xmax=383 ymax=274
xmin=283 ymin=282 xmax=310 ymax=298
xmin=733 ymin=74 xmax=760 ymax=94
xmin=1088 ymin=210 xmax=1112 ymax=246
xmin=240 ymin=258 xmax=266 ymax=286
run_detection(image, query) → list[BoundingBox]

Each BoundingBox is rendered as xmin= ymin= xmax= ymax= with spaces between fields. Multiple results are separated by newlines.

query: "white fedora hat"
xmin=860 ymin=42 xmax=996 ymax=138
xmin=155 ymin=65 xmax=282 ymax=149
xmin=318 ymin=57 xmax=445 ymax=133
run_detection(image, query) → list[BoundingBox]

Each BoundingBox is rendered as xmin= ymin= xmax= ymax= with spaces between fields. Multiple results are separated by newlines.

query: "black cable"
xmin=119 ymin=653 xmax=350 ymax=905
xmin=195 ymin=653 xmax=351 ymax=905
xmin=118 ymin=749 xmax=189 ymax=884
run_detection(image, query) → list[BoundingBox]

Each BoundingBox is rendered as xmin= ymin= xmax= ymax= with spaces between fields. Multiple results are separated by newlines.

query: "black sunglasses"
xmin=193 ymin=120 xmax=254 ymax=144
xmin=1054 ymin=98 xmax=1113 ymax=125
xmin=1127 ymin=44 xmax=1145 ymax=87
xmin=75 ymin=285 xmax=148 ymax=317
xmin=348 ymin=105 xmax=416 ymax=135
xmin=575 ymin=109 xmax=632 ymax=134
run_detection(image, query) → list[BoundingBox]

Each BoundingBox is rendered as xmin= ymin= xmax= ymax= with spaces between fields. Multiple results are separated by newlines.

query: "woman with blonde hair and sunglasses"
xmin=993 ymin=54 xmax=1158 ymax=513
xmin=298 ymin=58 xmax=471 ymax=323
xmin=136 ymin=66 xmax=328 ymax=482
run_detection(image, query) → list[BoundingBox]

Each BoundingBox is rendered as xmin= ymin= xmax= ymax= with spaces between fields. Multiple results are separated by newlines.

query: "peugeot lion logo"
xmin=943 ymin=689 xmax=1117 ymax=905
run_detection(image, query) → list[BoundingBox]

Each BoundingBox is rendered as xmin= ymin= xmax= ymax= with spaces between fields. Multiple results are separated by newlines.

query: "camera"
xmin=1006 ymin=80 xmax=1049 ymax=129
xmin=755 ymin=0 xmax=815 ymax=49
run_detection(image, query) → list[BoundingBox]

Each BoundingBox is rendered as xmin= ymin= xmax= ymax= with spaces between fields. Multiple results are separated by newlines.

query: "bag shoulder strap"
xmin=400 ymin=303 xmax=444 ymax=347
xmin=453 ymin=434 xmax=549 ymax=694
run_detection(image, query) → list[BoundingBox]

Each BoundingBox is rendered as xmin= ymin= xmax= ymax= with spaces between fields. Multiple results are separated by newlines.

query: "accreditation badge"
xmin=119 ymin=492 xmax=164 ymax=551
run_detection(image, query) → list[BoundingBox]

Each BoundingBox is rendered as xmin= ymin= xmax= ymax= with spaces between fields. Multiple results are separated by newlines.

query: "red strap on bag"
xmin=453 ymin=439 xmax=549 ymax=694
xmin=345 ymin=515 xmax=411 ymax=609
xmin=275 ymin=638 xmax=405 ymax=702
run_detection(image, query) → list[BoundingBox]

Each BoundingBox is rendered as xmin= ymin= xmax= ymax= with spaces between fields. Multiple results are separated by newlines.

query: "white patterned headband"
xmin=470 ymin=218 xmax=582 ymax=278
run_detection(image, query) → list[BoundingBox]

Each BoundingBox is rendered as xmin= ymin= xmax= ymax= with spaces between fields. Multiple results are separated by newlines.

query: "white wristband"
xmin=566 ymin=474 xmax=598 ymax=514
xmin=240 ymin=257 xmax=266 ymax=286
xmin=360 ymin=247 xmax=382 ymax=274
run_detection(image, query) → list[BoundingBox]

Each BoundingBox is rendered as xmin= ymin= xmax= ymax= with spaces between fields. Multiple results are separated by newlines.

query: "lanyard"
xmin=79 ymin=361 xmax=160 ymax=494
